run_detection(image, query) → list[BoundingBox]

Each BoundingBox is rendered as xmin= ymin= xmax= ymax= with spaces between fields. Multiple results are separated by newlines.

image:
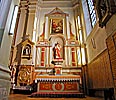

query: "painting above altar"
xmin=51 ymin=19 xmax=63 ymax=34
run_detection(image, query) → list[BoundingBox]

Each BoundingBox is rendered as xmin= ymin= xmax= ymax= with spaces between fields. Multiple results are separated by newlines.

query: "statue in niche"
xmin=99 ymin=0 xmax=107 ymax=18
xmin=23 ymin=44 xmax=31 ymax=56
xmin=53 ymin=42 xmax=61 ymax=59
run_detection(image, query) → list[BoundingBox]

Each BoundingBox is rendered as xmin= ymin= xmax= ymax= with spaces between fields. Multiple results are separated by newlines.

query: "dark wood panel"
xmin=107 ymin=41 xmax=115 ymax=48
xmin=106 ymin=32 xmax=116 ymax=89
xmin=114 ymin=80 xmax=116 ymax=87
xmin=109 ymin=52 xmax=116 ymax=61
xmin=113 ymin=32 xmax=116 ymax=39
xmin=88 ymin=49 xmax=114 ymax=89
xmin=108 ymin=47 xmax=115 ymax=54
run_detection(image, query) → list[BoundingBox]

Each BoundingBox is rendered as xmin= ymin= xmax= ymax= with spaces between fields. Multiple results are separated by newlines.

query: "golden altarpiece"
xmin=10 ymin=0 xmax=86 ymax=97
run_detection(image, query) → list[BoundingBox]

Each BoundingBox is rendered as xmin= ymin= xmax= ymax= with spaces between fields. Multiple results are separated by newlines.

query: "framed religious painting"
xmin=96 ymin=0 xmax=116 ymax=27
xmin=51 ymin=19 xmax=63 ymax=34
xmin=91 ymin=38 xmax=96 ymax=49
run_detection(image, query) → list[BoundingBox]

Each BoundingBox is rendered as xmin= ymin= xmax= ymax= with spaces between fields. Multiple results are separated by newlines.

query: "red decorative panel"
xmin=54 ymin=83 xmax=62 ymax=90
xmin=64 ymin=82 xmax=78 ymax=91
xmin=56 ymin=68 xmax=61 ymax=74
xmin=71 ymin=48 xmax=76 ymax=66
xmin=38 ymin=81 xmax=79 ymax=92
xmin=54 ymin=67 xmax=62 ymax=75
xmin=39 ymin=83 xmax=52 ymax=90
xmin=41 ymin=48 xmax=45 ymax=66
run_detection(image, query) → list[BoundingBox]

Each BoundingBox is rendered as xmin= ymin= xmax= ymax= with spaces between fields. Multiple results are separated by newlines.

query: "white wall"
xmin=0 ymin=0 xmax=19 ymax=66
xmin=0 ymin=0 xmax=19 ymax=97
xmin=86 ymin=23 xmax=107 ymax=63
xmin=0 ymin=0 xmax=12 ymax=28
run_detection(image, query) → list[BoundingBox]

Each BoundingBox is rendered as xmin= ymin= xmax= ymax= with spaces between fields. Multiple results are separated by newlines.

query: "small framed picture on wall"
xmin=91 ymin=38 xmax=96 ymax=49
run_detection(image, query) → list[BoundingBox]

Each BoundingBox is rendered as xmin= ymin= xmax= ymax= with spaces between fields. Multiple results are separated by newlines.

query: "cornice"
xmin=37 ymin=0 xmax=79 ymax=8
xmin=19 ymin=0 xmax=80 ymax=9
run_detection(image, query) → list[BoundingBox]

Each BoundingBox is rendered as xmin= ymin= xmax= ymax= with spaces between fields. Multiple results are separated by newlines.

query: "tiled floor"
xmin=8 ymin=94 xmax=104 ymax=100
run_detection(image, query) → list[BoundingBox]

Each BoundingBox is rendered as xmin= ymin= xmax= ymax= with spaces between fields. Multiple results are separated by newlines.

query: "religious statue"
xmin=53 ymin=42 xmax=61 ymax=59
xmin=23 ymin=45 xmax=31 ymax=56
xmin=22 ymin=44 xmax=31 ymax=60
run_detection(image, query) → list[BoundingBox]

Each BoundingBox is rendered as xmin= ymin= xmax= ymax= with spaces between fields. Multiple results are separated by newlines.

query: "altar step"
xmin=30 ymin=92 xmax=85 ymax=98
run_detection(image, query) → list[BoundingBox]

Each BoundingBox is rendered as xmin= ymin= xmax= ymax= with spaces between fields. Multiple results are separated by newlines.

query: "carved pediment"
xmin=22 ymin=39 xmax=35 ymax=46
xmin=45 ymin=7 xmax=69 ymax=17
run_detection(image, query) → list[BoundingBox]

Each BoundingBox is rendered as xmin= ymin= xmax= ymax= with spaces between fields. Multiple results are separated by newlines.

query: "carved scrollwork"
xmin=17 ymin=67 xmax=31 ymax=85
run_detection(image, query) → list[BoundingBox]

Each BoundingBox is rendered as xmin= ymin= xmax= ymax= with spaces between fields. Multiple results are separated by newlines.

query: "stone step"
xmin=30 ymin=92 xmax=85 ymax=98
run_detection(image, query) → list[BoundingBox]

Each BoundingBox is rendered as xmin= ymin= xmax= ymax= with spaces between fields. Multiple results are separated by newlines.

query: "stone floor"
xmin=8 ymin=94 xmax=104 ymax=100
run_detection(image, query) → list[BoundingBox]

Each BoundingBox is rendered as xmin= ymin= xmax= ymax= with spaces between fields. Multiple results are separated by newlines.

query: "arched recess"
xmin=49 ymin=34 xmax=65 ymax=59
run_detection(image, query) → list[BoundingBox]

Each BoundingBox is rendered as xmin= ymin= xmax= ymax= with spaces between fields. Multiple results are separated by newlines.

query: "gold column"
xmin=63 ymin=18 xmax=67 ymax=39
xmin=65 ymin=46 xmax=68 ymax=67
xmin=45 ymin=16 xmax=49 ymax=40
xmin=45 ymin=46 xmax=49 ymax=67
xmin=66 ymin=16 xmax=70 ymax=39
xmin=49 ymin=46 xmax=53 ymax=67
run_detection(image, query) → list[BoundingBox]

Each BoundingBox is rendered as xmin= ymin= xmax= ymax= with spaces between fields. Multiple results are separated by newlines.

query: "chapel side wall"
xmin=82 ymin=3 xmax=111 ymax=95
xmin=85 ymin=10 xmax=116 ymax=98
xmin=81 ymin=0 xmax=114 ymax=96
xmin=85 ymin=15 xmax=114 ymax=97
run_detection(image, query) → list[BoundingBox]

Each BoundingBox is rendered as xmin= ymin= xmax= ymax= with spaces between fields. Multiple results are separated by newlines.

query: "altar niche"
xmin=23 ymin=44 xmax=31 ymax=57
